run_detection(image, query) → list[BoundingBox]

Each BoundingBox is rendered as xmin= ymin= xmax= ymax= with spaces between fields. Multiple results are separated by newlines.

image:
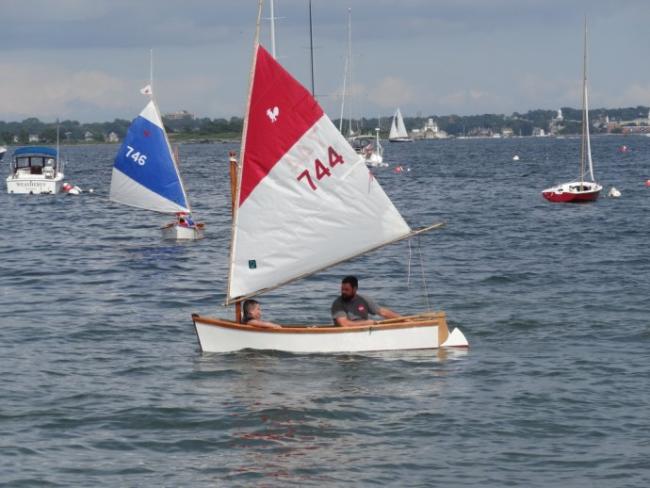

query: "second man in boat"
xmin=331 ymin=276 xmax=401 ymax=327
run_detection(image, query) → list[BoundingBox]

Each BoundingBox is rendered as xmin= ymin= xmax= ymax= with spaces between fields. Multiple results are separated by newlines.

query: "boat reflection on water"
xmin=192 ymin=348 xmax=468 ymax=483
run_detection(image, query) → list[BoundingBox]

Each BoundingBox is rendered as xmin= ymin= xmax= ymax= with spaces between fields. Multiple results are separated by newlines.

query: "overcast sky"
xmin=1 ymin=0 xmax=649 ymax=122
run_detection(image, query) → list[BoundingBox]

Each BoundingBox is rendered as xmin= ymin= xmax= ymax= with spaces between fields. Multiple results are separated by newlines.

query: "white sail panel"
xmin=140 ymin=101 xmax=164 ymax=129
xmin=389 ymin=108 xmax=408 ymax=140
xmin=395 ymin=108 xmax=408 ymax=138
xmin=584 ymin=72 xmax=595 ymax=182
xmin=110 ymin=100 xmax=190 ymax=214
xmin=389 ymin=111 xmax=399 ymax=139
xmin=110 ymin=167 xmax=189 ymax=214
xmin=228 ymin=114 xmax=411 ymax=301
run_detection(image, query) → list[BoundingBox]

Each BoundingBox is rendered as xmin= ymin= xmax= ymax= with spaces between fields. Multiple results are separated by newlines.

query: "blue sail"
xmin=110 ymin=100 xmax=189 ymax=214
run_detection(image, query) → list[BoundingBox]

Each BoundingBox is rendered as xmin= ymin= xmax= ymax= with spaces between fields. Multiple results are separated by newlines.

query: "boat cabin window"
xmin=13 ymin=155 xmax=55 ymax=175
xmin=14 ymin=156 xmax=50 ymax=168
xmin=351 ymin=138 xmax=374 ymax=151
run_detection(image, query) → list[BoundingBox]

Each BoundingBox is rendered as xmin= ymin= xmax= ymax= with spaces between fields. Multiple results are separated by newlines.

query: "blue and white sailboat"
xmin=110 ymin=87 xmax=204 ymax=240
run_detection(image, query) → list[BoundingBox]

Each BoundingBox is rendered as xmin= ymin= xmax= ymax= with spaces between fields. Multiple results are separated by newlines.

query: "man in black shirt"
xmin=330 ymin=276 xmax=400 ymax=327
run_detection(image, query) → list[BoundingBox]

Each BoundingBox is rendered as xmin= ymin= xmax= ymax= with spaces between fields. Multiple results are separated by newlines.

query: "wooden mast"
xmin=226 ymin=0 xmax=264 ymax=322
xmin=229 ymin=151 xmax=242 ymax=323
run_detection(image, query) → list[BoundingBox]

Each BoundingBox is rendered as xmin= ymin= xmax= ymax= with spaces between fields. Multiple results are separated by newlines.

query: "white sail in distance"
xmin=389 ymin=108 xmax=408 ymax=140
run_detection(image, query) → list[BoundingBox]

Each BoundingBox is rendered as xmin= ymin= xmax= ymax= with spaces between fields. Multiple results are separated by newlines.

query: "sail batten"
xmin=227 ymin=45 xmax=413 ymax=301
xmin=110 ymin=100 xmax=189 ymax=214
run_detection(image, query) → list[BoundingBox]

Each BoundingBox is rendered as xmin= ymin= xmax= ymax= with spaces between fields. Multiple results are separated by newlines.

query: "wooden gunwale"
xmin=192 ymin=312 xmax=449 ymax=336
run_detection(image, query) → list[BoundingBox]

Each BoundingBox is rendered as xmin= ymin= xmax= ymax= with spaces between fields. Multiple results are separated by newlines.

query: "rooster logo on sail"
xmin=266 ymin=106 xmax=280 ymax=123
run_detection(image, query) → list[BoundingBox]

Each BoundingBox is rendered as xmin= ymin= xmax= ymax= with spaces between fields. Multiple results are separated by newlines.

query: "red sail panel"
xmin=239 ymin=44 xmax=324 ymax=206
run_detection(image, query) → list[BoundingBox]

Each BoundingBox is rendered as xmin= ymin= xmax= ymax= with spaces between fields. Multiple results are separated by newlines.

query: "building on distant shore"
xmin=84 ymin=131 xmax=95 ymax=142
xmin=549 ymin=108 xmax=564 ymax=135
xmin=163 ymin=110 xmax=195 ymax=121
xmin=105 ymin=131 xmax=119 ymax=143
xmin=412 ymin=118 xmax=448 ymax=139
xmin=28 ymin=134 xmax=39 ymax=143
xmin=468 ymin=127 xmax=493 ymax=138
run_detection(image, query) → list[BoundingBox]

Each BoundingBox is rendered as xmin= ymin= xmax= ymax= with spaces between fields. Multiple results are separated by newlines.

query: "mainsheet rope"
xmin=406 ymin=236 xmax=432 ymax=311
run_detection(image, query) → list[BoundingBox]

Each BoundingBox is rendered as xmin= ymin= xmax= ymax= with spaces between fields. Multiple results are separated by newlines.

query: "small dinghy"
xmin=109 ymin=84 xmax=204 ymax=240
xmin=192 ymin=2 xmax=468 ymax=354
xmin=607 ymin=187 xmax=621 ymax=198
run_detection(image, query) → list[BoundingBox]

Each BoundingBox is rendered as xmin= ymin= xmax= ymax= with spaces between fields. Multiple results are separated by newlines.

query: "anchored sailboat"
xmin=339 ymin=8 xmax=385 ymax=167
xmin=192 ymin=1 xmax=468 ymax=354
xmin=389 ymin=108 xmax=413 ymax=143
xmin=110 ymin=85 xmax=204 ymax=240
xmin=542 ymin=19 xmax=602 ymax=203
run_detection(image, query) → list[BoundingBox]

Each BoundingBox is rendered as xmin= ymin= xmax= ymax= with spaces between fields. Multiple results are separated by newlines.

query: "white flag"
xmin=140 ymin=84 xmax=153 ymax=96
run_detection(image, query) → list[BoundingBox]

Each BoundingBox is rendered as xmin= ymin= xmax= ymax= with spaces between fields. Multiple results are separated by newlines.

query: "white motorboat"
xmin=6 ymin=146 xmax=65 ymax=194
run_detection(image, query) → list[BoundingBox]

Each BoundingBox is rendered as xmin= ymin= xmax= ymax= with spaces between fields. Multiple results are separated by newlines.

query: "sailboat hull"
xmin=388 ymin=137 xmax=414 ymax=143
xmin=542 ymin=181 xmax=602 ymax=203
xmin=192 ymin=312 xmax=468 ymax=353
xmin=161 ymin=222 xmax=205 ymax=240
xmin=6 ymin=174 xmax=64 ymax=194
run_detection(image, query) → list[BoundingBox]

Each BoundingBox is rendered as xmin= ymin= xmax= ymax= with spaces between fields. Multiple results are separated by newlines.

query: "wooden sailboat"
xmin=389 ymin=108 xmax=413 ymax=143
xmin=542 ymin=20 xmax=602 ymax=203
xmin=191 ymin=1 xmax=468 ymax=354
xmin=110 ymin=84 xmax=204 ymax=240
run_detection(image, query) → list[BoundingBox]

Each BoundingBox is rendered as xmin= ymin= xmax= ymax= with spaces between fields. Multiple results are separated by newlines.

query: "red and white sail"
xmin=227 ymin=45 xmax=411 ymax=303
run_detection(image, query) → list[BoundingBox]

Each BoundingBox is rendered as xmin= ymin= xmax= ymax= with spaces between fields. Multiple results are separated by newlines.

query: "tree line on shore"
xmin=2 ymin=106 xmax=648 ymax=145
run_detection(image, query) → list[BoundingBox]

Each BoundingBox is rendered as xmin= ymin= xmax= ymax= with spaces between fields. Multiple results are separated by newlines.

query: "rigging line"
xmin=416 ymin=234 xmax=432 ymax=311
xmin=406 ymin=239 xmax=412 ymax=288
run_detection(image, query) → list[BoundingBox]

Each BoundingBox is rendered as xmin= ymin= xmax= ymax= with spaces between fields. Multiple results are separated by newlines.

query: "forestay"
xmin=110 ymin=100 xmax=190 ymax=214
xmin=582 ymin=24 xmax=595 ymax=182
xmin=227 ymin=45 xmax=411 ymax=303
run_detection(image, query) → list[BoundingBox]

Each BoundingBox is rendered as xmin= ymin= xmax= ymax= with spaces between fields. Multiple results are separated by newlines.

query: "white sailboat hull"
xmin=161 ymin=222 xmax=205 ymax=240
xmin=192 ymin=313 xmax=468 ymax=353
xmin=364 ymin=152 xmax=387 ymax=167
xmin=6 ymin=174 xmax=64 ymax=194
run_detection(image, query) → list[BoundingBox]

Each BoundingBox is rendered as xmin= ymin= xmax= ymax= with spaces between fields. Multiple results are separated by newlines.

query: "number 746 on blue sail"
xmin=125 ymin=145 xmax=148 ymax=166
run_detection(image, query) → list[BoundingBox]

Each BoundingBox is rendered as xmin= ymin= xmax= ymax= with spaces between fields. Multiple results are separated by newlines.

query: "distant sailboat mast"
xmin=149 ymin=48 xmax=154 ymax=95
xmin=581 ymin=18 xmax=595 ymax=183
xmin=308 ymin=0 xmax=315 ymax=97
xmin=346 ymin=8 xmax=354 ymax=137
xmin=338 ymin=54 xmax=349 ymax=133
xmin=270 ymin=0 xmax=277 ymax=58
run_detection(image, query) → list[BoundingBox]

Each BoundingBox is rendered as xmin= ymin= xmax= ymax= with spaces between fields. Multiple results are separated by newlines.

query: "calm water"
xmin=1 ymin=136 xmax=648 ymax=487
